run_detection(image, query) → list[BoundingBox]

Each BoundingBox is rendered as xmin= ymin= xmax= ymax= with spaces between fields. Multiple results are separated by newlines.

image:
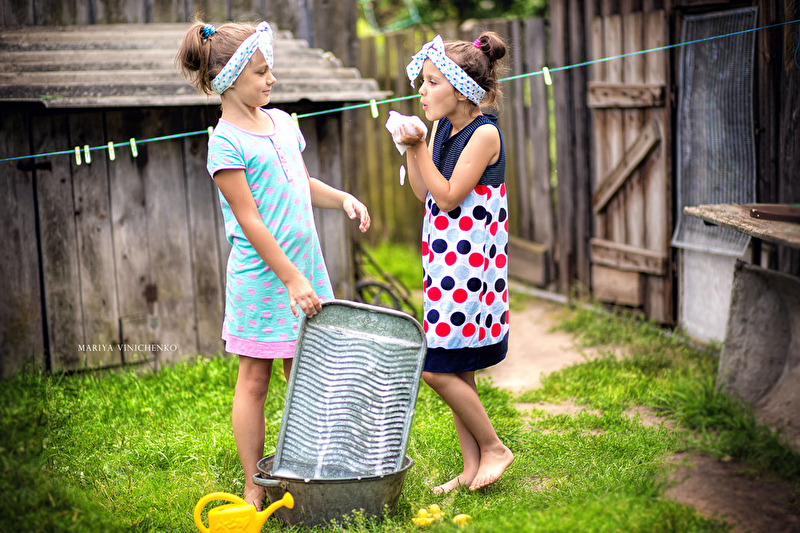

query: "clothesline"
xmin=1 ymin=18 xmax=797 ymax=164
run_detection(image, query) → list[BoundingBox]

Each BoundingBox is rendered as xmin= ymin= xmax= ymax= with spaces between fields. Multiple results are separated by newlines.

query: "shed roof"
xmin=0 ymin=23 xmax=389 ymax=108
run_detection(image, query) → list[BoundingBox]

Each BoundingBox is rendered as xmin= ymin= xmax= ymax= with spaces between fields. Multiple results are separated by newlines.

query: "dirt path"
xmin=482 ymin=296 xmax=800 ymax=533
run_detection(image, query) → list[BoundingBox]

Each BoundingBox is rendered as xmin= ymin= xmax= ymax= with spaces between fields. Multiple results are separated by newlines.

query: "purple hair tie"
xmin=472 ymin=39 xmax=482 ymax=49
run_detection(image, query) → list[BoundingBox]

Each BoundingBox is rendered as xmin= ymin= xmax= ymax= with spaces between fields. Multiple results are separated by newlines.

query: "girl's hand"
xmin=343 ymin=195 xmax=371 ymax=233
xmin=285 ymin=274 xmax=322 ymax=318
xmin=393 ymin=123 xmax=425 ymax=147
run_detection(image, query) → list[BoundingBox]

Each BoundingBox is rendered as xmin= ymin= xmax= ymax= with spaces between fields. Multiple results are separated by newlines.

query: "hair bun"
xmin=478 ymin=31 xmax=507 ymax=67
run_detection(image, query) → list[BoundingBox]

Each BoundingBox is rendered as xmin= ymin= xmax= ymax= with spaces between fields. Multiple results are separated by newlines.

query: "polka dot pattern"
xmin=406 ymin=35 xmax=486 ymax=106
xmin=212 ymin=21 xmax=275 ymax=95
xmin=421 ymin=115 xmax=509 ymax=350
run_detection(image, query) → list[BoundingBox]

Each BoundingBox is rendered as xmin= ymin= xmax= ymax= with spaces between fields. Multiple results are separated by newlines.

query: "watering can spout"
xmin=193 ymin=491 xmax=294 ymax=533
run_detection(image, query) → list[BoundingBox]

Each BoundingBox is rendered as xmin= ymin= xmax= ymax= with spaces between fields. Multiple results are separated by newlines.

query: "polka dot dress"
xmin=422 ymin=114 xmax=509 ymax=373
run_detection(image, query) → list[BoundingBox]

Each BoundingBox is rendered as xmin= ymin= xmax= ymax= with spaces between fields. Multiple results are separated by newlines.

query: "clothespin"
xmin=107 ymin=142 xmax=115 ymax=161
xmin=207 ymin=126 xmax=214 ymax=136
xmin=129 ymin=138 xmax=138 ymax=158
xmin=291 ymin=113 xmax=298 ymax=125
xmin=369 ymin=99 xmax=379 ymax=119
xmin=74 ymin=147 xmax=82 ymax=166
xmin=83 ymin=145 xmax=91 ymax=164
xmin=542 ymin=66 xmax=552 ymax=86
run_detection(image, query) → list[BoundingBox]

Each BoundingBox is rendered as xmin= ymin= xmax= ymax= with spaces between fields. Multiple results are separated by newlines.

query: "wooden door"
xmin=588 ymin=10 xmax=673 ymax=323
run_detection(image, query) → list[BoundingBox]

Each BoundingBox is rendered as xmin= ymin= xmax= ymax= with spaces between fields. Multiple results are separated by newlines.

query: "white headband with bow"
xmin=406 ymin=35 xmax=485 ymax=106
xmin=212 ymin=21 xmax=274 ymax=95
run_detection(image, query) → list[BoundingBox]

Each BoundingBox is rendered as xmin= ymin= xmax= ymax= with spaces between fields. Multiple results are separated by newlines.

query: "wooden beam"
xmin=592 ymin=264 xmax=644 ymax=307
xmin=587 ymin=82 xmax=665 ymax=108
xmin=508 ymin=235 xmax=549 ymax=287
xmin=590 ymin=237 xmax=667 ymax=275
xmin=592 ymin=119 xmax=661 ymax=214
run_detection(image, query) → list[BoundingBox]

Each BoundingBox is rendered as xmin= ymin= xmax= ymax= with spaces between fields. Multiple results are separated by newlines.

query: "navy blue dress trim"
xmin=424 ymin=332 xmax=509 ymax=373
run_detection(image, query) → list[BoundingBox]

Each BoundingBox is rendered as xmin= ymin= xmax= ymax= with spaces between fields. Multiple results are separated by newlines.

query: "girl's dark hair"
xmin=445 ymin=31 xmax=508 ymax=107
xmin=175 ymin=17 xmax=256 ymax=95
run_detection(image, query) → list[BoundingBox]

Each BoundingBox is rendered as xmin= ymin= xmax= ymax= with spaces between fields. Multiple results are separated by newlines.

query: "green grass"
xmin=2 ymin=290 xmax=799 ymax=532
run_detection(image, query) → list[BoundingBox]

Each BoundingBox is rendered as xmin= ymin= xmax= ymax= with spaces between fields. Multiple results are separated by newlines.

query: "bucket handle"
xmin=253 ymin=474 xmax=286 ymax=489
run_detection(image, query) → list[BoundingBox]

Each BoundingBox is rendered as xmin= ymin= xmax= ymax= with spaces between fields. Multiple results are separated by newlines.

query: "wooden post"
xmin=570 ymin=0 xmax=594 ymax=289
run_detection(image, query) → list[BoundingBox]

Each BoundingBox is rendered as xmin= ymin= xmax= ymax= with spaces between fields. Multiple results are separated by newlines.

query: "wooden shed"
xmin=0 ymin=23 xmax=388 ymax=377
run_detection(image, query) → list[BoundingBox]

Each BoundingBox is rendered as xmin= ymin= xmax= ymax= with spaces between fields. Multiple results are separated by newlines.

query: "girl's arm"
xmin=307 ymin=169 xmax=371 ymax=233
xmin=404 ymin=124 xmax=500 ymax=212
xmin=405 ymin=143 xmax=428 ymax=202
xmin=214 ymin=168 xmax=321 ymax=318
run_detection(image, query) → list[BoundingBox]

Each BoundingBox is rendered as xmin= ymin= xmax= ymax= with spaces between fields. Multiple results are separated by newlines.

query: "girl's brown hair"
xmin=175 ymin=17 xmax=256 ymax=95
xmin=445 ymin=31 xmax=508 ymax=107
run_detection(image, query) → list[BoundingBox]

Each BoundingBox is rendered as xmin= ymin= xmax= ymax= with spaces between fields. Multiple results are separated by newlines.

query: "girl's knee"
xmin=422 ymin=370 xmax=444 ymax=389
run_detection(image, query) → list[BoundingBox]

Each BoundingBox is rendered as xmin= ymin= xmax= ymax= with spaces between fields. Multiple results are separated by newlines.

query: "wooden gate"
xmin=588 ymin=9 xmax=673 ymax=323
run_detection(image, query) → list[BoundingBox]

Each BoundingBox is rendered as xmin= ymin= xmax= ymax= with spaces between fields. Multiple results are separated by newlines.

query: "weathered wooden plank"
xmin=392 ymin=30 xmax=415 ymax=244
xmin=33 ymin=0 xmax=81 ymax=25
xmin=106 ymin=109 xmax=157 ymax=367
xmin=592 ymin=264 xmax=643 ymax=306
xmin=2 ymin=1 xmax=33 ymax=26
xmin=622 ymin=11 xmax=646 ymax=249
xmin=314 ymin=113 xmax=353 ymax=298
xmin=587 ymin=82 xmax=665 ymax=107
xmin=359 ymin=34 xmax=384 ymax=242
xmin=591 ymin=15 xmax=608 ymax=242
xmin=140 ymin=108 xmax=199 ymax=365
xmin=508 ymin=235 xmax=549 ymax=287
xmin=570 ymin=0 xmax=593 ymax=290
xmin=524 ymin=18 xmax=555 ymax=256
xmin=592 ymin=119 xmax=660 ymax=214
xmin=151 ymin=0 xmax=183 ymax=23
xmin=683 ymin=204 xmax=800 ymax=250
xmin=182 ymin=107 xmax=224 ymax=356
xmin=187 ymin=0 xmax=227 ymax=23
xmin=590 ymin=237 xmax=666 ymax=275
xmin=777 ymin=2 xmax=800 ymax=276
xmin=552 ymin=0 xmax=577 ymax=291
xmin=94 ymin=0 xmax=146 ymax=23
xmin=642 ymin=9 xmax=672 ymax=323
xmin=510 ymin=19 xmax=529 ymax=240
xmin=32 ymin=112 xmax=85 ymax=371
xmin=68 ymin=111 xmax=122 ymax=367
xmin=0 ymin=108 xmax=44 ymax=378
xmin=603 ymin=12 xmax=626 ymax=243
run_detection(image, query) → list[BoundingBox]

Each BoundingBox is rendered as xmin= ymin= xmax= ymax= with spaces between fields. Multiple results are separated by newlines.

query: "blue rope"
xmin=1 ymin=18 xmax=798 ymax=164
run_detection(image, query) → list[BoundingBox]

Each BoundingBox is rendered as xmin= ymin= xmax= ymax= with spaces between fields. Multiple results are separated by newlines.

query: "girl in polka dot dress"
xmin=393 ymin=31 xmax=514 ymax=493
xmin=177 ymin=19 xmax=370 ymax=509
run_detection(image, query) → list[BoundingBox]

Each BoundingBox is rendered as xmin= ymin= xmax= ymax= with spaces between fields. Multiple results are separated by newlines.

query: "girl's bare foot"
xmin=244 ymin=486 xmax=266 ymax=511
xmin=469 ymin=445 xmax=514 ymax=490
xmin=433 ymin=472 xmax=473 ymax=494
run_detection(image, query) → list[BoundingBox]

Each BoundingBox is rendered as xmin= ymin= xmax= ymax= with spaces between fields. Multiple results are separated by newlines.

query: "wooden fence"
xmin=342 ymin=18 xmax=557 ymax=287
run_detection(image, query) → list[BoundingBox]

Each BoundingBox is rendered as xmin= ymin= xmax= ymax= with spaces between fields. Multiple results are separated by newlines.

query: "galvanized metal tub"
xmin=253 ymin=454 xmax=414 ymax=527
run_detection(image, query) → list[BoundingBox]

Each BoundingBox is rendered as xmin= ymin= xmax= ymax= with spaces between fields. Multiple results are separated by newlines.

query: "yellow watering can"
xmin=193 ymin=491 xmax=294 ymax=533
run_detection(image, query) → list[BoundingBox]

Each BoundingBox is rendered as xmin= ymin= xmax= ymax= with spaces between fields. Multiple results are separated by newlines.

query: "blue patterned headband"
xmin=211 ymin=21 xmax=274 ymax=95
xmin=406 ymin=35 xmax=486 ymax=106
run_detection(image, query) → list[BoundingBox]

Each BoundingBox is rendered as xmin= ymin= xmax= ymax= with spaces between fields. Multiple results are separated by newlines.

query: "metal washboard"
xmin=271 ymin=300 xmax=426 ymax=480
xmin=671 ymin=7 xmax=757 ymax=256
